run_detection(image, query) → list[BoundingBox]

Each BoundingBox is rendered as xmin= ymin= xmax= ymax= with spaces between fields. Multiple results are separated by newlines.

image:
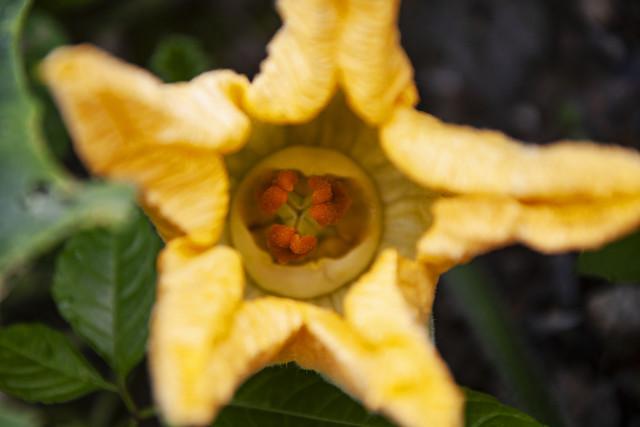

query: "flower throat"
xmin=230 ymin=146 xmax=382 ymax=299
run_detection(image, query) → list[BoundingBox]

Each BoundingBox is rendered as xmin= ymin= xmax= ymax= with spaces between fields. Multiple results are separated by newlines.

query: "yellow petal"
xmin=150 ymin=240 xmax=244 ymax=424
xmin=42 ymin=45 xmax=246 ymax=244
xmin=156 ymin=297 xmax=304 ymax=425
xmin=116 ymin=145 xmax=229 ymax=245
xmin=43 ymin=45 xmax=250 ymax=153
xmin=243 ymin=0 xmax=339 ymax=123
xmin=338 ymin=0 xmax=418 ymax=125
xmin=345 ymin=250 xmax=437 ymax=335
xmin=419 ymin=196 xmax=640 ymax=273
xmin=197 ymin=298 xmax=303 ymax=421
xmin=395 ymin=255 xmax=439 ymax=324
xmin=344 ymin=251 xmax=461 ymax=427
xmin=284 ymin=251 xmax=462 ymax=427
xmin=382 ymin=108 xmax=640 ymax=200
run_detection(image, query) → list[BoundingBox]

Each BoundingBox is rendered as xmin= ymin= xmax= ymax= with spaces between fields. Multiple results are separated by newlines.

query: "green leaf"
xmin=0 ymin=0 xmax=133 ymax=282
xmin=214 ymin=365 xmax=546 ymax=427
xmin=214 ymin=364 xmax=394 ymax=427
xmin=464 ymin=389 xmax=546 ymax=427
xmin=577 ymin=229 xmax=640 ymax=282
xmin=149 ymin=34 xmax=211 ymax=83
xmin=0 ymin=324 xmax=114 ymax=403
xmin=53 ymin=209 xmax=162 ymax=379
xmin=22 ymin=10 xmax=72 ymax=161
xmin=0 ymin=401 xmax=40 ymax=427
xmin=22 ymin=10 xmax=68 ymax=74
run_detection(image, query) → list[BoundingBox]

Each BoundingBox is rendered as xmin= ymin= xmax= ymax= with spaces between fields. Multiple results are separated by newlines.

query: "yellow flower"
xmin=41 ymin=1 xmax=640 ymax=426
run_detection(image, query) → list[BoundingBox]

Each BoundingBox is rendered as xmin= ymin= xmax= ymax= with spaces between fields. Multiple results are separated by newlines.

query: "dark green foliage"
xmin=578 ymin=230 xmax=640 ymax=282
xmin=149 ymin=34 xmax=212 ymax=83
xmin=0 ymin=0 xmax=133 ymax=282
xmin=464 ymin=389 xmax=546 ymax=427
xmin=214 ymin=364 xmax=546 ymax=427
xmin=53 ymin=209 xmax=162 ymax=379
xmin=216 ymin=364 xmax=396 ymax=427
xmin=0 ymin=324 xmax=113 ymax=403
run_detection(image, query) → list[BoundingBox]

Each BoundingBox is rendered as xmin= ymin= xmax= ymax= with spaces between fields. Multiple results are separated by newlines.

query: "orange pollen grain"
xmin=309 ymin=176 xmax=333 ymax=204
xmin=259 ymin=170 xmax=299 ymax=215
xmin=274 ymin=170 xmax=298 ymax=192
xmin=266 ymin=224 xmax=317 ymax=264
xmin=258 ymin=172 xmax=351 ymax=263
xmin=308 ymin=178 xmax=351 ymax=226
xmin=267 ymin=224 xmax=296 ymax=248
xmin=259 ymin=185 xmax=289 ymax=215
xmin=309 ymin=204 xmax=338 ymax=226
xmin=290 ymin=234 xmax=317 ymax=255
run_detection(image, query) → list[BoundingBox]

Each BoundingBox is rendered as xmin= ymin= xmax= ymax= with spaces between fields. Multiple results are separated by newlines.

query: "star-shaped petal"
xmin=42 ymin=46 xmax=250 ymax=244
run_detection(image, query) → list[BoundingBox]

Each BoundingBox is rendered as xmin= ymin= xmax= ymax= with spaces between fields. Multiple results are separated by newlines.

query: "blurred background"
xmin=4 ymin=0 xmax=640 ymax=426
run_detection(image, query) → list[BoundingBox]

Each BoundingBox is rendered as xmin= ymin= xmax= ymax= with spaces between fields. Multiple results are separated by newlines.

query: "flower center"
xmin=230 ymin=146 xmax=382 ymax=299
xmin=258 ymin=170 xmax=354 ymax=263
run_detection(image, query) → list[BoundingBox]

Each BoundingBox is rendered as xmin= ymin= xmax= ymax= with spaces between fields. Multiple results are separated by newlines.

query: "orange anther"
xmin=309 ymin=176 xmax=333 ymax=204
xmin=266 ymin=227 xmax=316 ymax=264
xmin=308 ymin=177 xmax=351 ymax=226
xmin=267 ymin=224 xmax=295 ymax=248
xmin=274 ymin=170 xmax=298 ymax=192
xmin=309 ymin=203 xmax=338 ymax=226
xmin=259 ymin=185 xmax=288 ymax=214
xmin=290 ymin=234 xmax=317 ymax=255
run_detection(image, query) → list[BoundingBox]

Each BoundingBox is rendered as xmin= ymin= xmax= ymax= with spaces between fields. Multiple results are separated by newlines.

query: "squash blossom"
xmin=42 ymin=1 xmax=640 ymax=426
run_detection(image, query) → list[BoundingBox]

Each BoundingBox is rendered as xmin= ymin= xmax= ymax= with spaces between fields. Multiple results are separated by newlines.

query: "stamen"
xmin=290 ymin=234 xmax=317 ymax=255
xmin=266 ymin=224 xmax=317 ymax=264
xmin=257 ymin=169 xmax=353 ymax=263
xmin=259 ymin=186 xmax=288 ymax=214
xmin=258 ymin=170 xmax=299 ymax=214
xmin=267 ymin=224 xmax=295 ymax=248
xmin=309 ymin=176 xmax=332 ymax=204
xmin=309 ymin=177 xmax=352 ymax=226
xmin=309 ymin=203 xmax=338 ymax=226
xmin=274 ymin=170 xmax=298 ymax=192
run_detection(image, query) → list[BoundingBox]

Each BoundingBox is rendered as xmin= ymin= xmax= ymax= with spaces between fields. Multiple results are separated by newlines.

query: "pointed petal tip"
xmin=418 ymin=196 xmax=640 ymax=274
xmin=150 ymin=243 xmax=245 ymax=424
xmin=339 ymin=0 xmax=419 ymax=125
xmin=243 ymin=0 xmax=340 ymax=124
xmin=342 ymin=250 xmax=463 ymax=427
